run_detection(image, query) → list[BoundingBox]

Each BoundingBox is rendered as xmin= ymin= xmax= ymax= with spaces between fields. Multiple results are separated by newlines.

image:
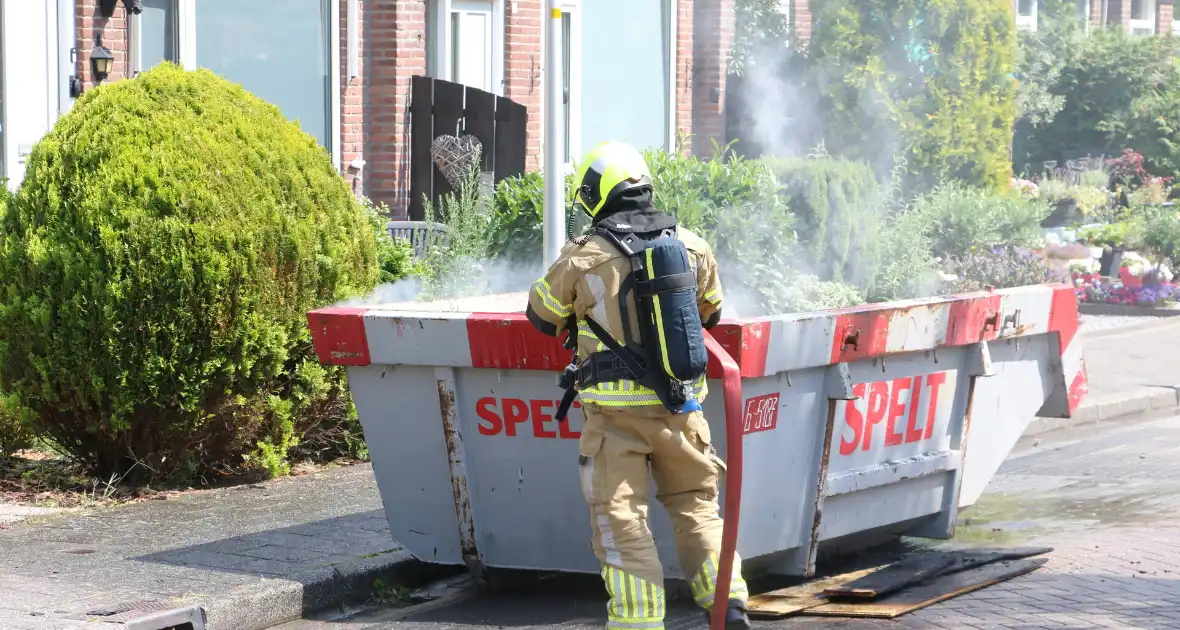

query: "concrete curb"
xmin=1079 ymin=302 xmax=1180 ymax=317
xmin=190 ymin=549 xmax=462 ymax=630
xmin=1026 ymin=387 xmax=1180 ymax=437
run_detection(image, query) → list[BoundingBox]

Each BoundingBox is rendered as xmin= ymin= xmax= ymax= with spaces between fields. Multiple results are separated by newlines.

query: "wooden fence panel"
xmin=407 ymin=76 xmax=529 ymax=220
xmin=494 ymin=96 xmax=528 ymax=182
xmin=409 ymin=76 xmax=435 ymax=220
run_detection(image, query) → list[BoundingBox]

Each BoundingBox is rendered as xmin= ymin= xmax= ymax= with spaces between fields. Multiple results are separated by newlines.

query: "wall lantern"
xmin=91 ymin=37 xmax=115 ymax=82
xmin=100 ymin=0 xmax=142 ymax=18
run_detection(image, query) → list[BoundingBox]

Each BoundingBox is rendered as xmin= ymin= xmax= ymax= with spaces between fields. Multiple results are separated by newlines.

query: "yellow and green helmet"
xmin=572 ymin=141 xmax=653 ymax=219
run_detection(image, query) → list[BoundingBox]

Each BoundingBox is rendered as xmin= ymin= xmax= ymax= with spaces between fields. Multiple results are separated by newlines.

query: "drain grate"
xmin=81 ymin=599 xmax=206 ymax=630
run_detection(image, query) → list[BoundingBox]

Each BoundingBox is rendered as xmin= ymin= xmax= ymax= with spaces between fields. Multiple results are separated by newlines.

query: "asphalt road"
xmin=277 ymin=412 xmax=1180 ymax=630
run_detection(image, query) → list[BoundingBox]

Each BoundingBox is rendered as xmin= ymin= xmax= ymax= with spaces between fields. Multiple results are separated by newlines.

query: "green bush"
xmin=762 ymin=156 xmax=885 ymax=292
xmin=0 ymin=63 xmax=378 ymax=482
xmin=805 ymin=0 xmax=1017 ymax=192
xmin=1014 ymin=29 xmax=1180 ymax=178
xmin=482 ymin=148 xmax=868 ymax=315
xmin=910 ymin=183 xmax=1050 ymax=259
xmin=0 ymin=393 xmax=33 ymax=457
xmin=869 ymin=205 xmax=942 ymax=303
xmin=484 ymin=171 xmax=577 ymax=265
xmin=361 ymin=196 xmax=417 ymax=284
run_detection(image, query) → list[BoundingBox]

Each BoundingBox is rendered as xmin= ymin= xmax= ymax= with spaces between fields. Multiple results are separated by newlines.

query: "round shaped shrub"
xmin=0 ymin=63 xmax=379 ymax=481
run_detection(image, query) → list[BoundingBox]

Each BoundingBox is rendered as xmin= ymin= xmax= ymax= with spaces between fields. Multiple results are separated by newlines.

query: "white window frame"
xmin=1130 ymin=0 xmax=1156 ymax=34
xmin=557 ymin=0 xmax=582 ymax=166
xmin=428 ymin=0 xmax=506 ymax=96
xmin=1015 ymin=0 xmax=1038 ymax=31
xmin=1174 ymin=17 xmax=1180 ymax=35
xmin=541 ymin=0 xmax=676 ymax=162
xmin=129 ymin=0 xmax=342 ymax=170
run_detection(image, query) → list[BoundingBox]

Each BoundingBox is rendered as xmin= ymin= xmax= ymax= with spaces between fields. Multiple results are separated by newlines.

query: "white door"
xmin=450 ymin=0 xmax=494 ymax=93
xmin=2 ymin=0 xmax=56 ymax=189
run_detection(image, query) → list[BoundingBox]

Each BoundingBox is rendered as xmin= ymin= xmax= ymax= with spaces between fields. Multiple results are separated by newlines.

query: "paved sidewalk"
xmin=0 ymin=465 xmax=427 ymax=630
xmin=1025 ymin=316 xmax=1180 ymax=436
xmin=0 ymin=316 xmax=1177 ymax=630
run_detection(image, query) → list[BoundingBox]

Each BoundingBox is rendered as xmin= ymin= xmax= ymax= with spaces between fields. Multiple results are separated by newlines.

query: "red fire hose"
xmin=702 ymin=330 xmax=744 ymax=630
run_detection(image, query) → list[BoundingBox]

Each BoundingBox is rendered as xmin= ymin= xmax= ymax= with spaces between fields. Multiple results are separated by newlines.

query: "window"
xmin=1016 ymin=0 xmax=1038 ymax=31
xmin=562 ymin=10 xmax=572 ymax=163
xmin=134 ymin=0 xmax=177 ymax=71
xmin=132 ymin=0 xmax=339 ymax=156
xmin=428 ymin=0 xmax=504 ymax=95
xmin=1129 ymin=0 xmax=1156 ymax=34
xmin=580 ymin=0 xmax=672 ymax=152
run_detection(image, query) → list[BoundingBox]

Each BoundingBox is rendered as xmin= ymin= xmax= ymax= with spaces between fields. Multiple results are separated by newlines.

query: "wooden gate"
xmin=408 ymin=75 xmax=528 ymax=220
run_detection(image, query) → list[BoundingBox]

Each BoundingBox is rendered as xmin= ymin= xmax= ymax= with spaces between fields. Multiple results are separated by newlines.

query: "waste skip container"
xmin=307 ymin=283 xmax=1087 ymax=579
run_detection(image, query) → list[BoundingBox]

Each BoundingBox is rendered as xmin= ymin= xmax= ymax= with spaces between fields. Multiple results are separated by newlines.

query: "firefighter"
xmin=525 ymin=140 xmax=750 ymax=629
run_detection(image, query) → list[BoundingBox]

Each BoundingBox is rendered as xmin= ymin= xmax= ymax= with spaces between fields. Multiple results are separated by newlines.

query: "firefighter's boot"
xmin=702 ymin=599 xmax=752 ymax=630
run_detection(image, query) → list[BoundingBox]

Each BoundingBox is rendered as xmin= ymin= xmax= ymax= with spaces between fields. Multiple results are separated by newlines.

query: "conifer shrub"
xmin=0 ymin=63 xmax=379 ymax=482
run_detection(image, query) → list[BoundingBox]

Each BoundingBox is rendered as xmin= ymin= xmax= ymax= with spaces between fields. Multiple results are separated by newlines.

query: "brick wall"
xmin=691 ymin=0 xmax=732 ymax=156
xmin=1156 ymin=0 xmax=1174 ymax=34
xmin=678 ymin=0 xmax=696 ymax=154
xmin=76 ymin=0 xmax=129 ymax=90
xmin=1106 ymin=0 xmax=1132 ymax=29
xmin=505 ymin=1 xmax=543 ymax=171
xmin=790 ymin=0 xmax=813 ymax=47
xmin=365 ymin=0 xmax=426 ymax=216
xmin=1089 ymin=0 xmax=1104 ymax=26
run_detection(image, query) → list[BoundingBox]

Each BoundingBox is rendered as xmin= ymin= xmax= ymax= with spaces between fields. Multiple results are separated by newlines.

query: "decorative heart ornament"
xmin=431 ymin=134 xmax=483 ymax=190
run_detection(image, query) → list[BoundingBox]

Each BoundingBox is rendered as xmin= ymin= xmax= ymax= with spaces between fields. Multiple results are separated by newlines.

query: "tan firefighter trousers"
xmin=577 ymin=403 xmax=748 ymax=630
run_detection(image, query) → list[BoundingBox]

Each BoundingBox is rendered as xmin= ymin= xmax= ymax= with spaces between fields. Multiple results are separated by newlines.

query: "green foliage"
xmin=1014 ymin=0 xmax=1085 ymax=128
xmin=419 ymin=168 xmax=496 ymax=299
xmin=0 ymin=392 xmax=34 ymax=457
xmin=910 ymin=183 xmax=1050 ymax=258
xmin=870 ymin=205 xmax=942 ymax=303
xmin=1143 ymin=212 xmax=1180 ymax=264
xmin=805 ymin=0 xmax=1017 ymax=192
xmin=361 ymin=196 xmax=418 ymax=283
xmin=647 ymin=142 xmax=788 ymax=233
xmin=762 ymin=156 xmax=885 ymax=292
xmin=731 ymin=0 xmax=792 ymax=75
xmin=484 ymin=170 xmax=577 ymax=265
xmin=1015 ymin=29 xmax=1180 ymax=177
xmin=0 ymin=63 xmax=378 ymax=482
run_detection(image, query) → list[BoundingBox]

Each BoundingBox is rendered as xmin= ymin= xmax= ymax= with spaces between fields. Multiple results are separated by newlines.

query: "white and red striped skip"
xmin=307 ymin=283 xmax=1087 ymax=579
xmin=308 ymin=283 xmax=1086 ymax=413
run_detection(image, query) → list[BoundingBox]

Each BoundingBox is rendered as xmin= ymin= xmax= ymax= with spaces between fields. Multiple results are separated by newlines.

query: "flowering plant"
xmin=1073 ymin=273 xmax=1179 ymax=307
xmin=942 ymin=246 xmax=1067 ymax=292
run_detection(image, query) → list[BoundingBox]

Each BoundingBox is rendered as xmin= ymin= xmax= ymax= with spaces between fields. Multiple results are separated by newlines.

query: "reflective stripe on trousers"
xmin=688 ymin=553 xmax=750 ymax=609
xmin=602 ymin=566 xmax=666 ymax=629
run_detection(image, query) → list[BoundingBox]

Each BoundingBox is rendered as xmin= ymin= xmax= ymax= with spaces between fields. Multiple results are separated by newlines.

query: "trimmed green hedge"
xmin=763 ymin=157 xmax=884 ymax=292
xmin=0 ymin=63 xmax=379 ymax=481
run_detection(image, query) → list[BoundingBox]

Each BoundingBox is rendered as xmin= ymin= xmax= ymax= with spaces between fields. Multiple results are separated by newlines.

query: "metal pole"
xmin=542 ymin=0 xmax=566 ymax=270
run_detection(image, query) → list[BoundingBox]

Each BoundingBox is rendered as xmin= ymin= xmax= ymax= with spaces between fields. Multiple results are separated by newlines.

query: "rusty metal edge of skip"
xmin=703 ymin=331 xmax=744 ymax=630
xmin=436 ymin=368 xmax=484 ymax=578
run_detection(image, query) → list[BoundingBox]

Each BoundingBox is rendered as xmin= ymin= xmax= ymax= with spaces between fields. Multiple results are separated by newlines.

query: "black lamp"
xmin=91 ymin=36 xmax=114 ymax=82
xmin=99 ymin=0 xmax=140 ymax=18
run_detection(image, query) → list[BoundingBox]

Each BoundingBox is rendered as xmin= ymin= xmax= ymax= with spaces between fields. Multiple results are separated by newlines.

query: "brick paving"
xmin=283 ymin=415 xmax=1180 ymax=630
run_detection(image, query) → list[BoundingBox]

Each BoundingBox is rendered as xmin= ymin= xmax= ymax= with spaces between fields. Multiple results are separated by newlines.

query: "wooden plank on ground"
xmin=822 ymin=546 xmax=1053 ymax=600
xmin=930 ymin=546 xmax=1053 ymax=579
xmin=803 ymin=558 xmax=1048 ymax=619
xmin=747 ymin=566 xmax=885 ymax=619
xmin=821 ymin=553 xmax=958 ymax=600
